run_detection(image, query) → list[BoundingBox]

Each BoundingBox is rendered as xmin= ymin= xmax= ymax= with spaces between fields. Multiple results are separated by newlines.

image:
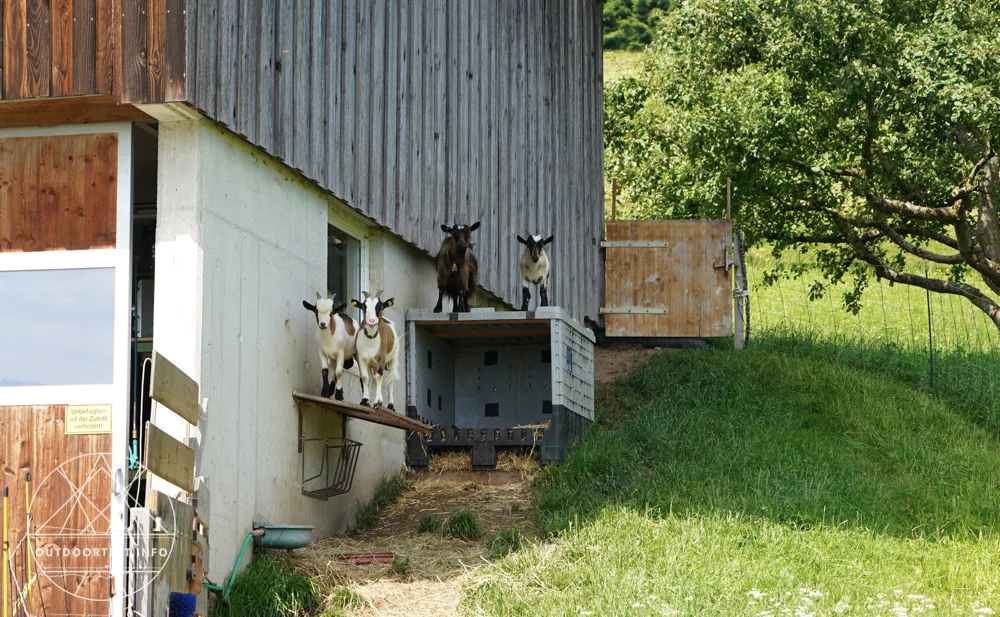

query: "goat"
xmin=434 ymin=222 xmax=480 ymax=313
xmin=350 ymin=290 xmax=400 ymax=410
xmin=302 ymin=292 xmax=359 ymax=400
xmin=517 ymin=234 xmax=554 ymax=311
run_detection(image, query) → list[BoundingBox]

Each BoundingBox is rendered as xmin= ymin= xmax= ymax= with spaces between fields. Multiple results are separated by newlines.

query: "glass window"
xmin=327 ymin=225 xmax=361 ymax=304
xmin=0 ymin=268 xmax=115 ymax=386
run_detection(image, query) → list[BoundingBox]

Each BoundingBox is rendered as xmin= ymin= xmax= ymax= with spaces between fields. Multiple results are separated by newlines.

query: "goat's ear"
xmin=543 ymin=235 xmax=555 ymax=245
xmin=350 ymin=299 xmax=362 ymax=308
xmin=441 ymin=224 xmax=451 ymax=233
xmin=332 ymin=303 xmax=347 ymax=314
xmin=383 ymin=297 xmax=394 ymax=308
xmin=316 ymin=291 xmax=322 ymax=300
xmin=516 ymin=235 xmax=527 ymax=245
xmin=470 ymin=221 xmax=481 ymax=232
xmin=302 ymin=300 xmax=317 ymax=313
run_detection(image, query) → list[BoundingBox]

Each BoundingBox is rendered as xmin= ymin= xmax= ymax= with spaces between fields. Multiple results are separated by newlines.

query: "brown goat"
xmin=434 ymin=222 xmax=480 ymax=313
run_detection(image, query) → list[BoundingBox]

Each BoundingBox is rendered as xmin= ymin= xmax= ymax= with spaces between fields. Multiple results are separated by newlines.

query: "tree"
xmin=605 ymin=0 xmax=1000 ymax=329
xmin=603 ymin=0 xmax=676 ymax=51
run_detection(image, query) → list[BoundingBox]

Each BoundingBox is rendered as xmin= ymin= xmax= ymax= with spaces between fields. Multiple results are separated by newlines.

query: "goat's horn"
xmin=361 ymin=290 xmax=370 ymax=300
xmin=374 ymin=289 xmax=384 ymax=299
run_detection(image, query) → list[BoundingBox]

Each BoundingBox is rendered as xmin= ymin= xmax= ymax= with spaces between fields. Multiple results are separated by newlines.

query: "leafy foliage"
xmin=489 ymin=528 xmax=524 ymax=559
xmin=603 ymin=0 xmax=676 ymax=51
xmin=417 ymin=514 xmax=442 ymax=533
xmin=605 ymin=0 xmax=1000 ymax=327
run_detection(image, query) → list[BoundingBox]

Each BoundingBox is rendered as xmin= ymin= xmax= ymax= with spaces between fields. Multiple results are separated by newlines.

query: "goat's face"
xmin=441 ymin=222 xmax=481 ymax=256
xmin=302 ymin=292 xmax=342 ymax=330
xmin=351 ymin=291 xmax=395 ymax=333
xmin=517 ymin=234 xmax=554 ymax=263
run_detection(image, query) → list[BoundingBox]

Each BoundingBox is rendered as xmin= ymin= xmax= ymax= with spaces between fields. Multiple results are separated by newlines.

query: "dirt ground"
xmin=593 ymin=343 xmax=664 ymax=385
xmin=287 ymin=346 xmax=662 ymax=616
xmin=287 ymin=471 xmax=536 ymax=617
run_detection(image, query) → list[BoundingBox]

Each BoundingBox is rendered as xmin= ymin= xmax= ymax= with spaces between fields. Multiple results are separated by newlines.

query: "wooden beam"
xmin=144 ymin=423 xmax=195 ymax=492
xmin=0 ymin=95 xmax=152 ymax=128
xmin=433 ymin=328 xmax=550 ymax=340
xmin=150 ymin=351 xmax=200 ymax=426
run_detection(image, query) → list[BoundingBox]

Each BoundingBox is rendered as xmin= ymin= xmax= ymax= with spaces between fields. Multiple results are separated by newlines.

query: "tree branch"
xmin=879 ymin=224 xmax=965 ymax=265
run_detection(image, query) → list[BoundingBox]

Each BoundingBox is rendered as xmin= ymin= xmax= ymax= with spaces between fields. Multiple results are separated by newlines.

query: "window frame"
xmin=0 ymin=123 xmax=133 ymax=407
xmin=327 ymin=203 xmax=370 ymax=305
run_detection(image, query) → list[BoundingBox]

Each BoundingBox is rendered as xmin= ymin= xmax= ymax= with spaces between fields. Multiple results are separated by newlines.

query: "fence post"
xmin=734 ymin=228 xmax=748 ymax=350
xmin=926 ymin=268 xmax=934 ymax=389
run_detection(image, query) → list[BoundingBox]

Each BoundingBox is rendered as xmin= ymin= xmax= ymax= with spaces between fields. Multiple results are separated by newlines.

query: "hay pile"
xmin=425 ymin=448 xmax=541 ymax=473
xmin=285 ymin=474 xmax=536 ymax=616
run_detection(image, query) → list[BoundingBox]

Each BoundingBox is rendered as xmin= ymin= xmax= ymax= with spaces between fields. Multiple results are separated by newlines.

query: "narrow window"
xmin=541 ymin=348 xmax=551 ymax=364
xmin=542 ymin=400 xmax=552 ymax=415
xmin=327 ymin=224 xmax=361 ymax=303
xmin=484 ymin=350 xmax=498 ymax=366
xmin=485 ymin=403 xmax=499 ymax=417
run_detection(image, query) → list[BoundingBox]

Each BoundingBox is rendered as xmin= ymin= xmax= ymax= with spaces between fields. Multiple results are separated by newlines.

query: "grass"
xmin=464 ymin=347 xmax=1000 ymax=616
xmin=418 ymin=514 xmax=442 ymax=533
xmin=326 ymin=586 xmax=367 ymax=610
xmin=212 ymin=554 xmax=318 ymax=617
xmin=390 ymin=554 xmax=412 ymax=575
xmin=604 ymin=49 xmax=643 ymax=82
xmin=353 ymin=475 xmax=411 ymax=532
xmin=444 ymin=511 xmax=483 ymax=541
xmin=489 ymin=528 xmax=524 ymax=559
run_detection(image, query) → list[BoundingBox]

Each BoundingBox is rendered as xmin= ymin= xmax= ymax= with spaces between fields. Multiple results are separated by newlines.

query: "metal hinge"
xmin=599 ymin=307 xmax=670 ymax=314
xmin=600 ymin=241 xmax=671 ymax=248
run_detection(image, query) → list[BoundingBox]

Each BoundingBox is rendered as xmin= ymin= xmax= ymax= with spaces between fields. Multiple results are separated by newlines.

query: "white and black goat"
xmin=350 ymin=290 xmax=400 ymax=410
xmin=433 ymin=222 xmax=480 ymax=313
xmin=302 ymin=292 xmax=359 ymax=400
xmin=517 ymin=234 xmax=554 ymax=311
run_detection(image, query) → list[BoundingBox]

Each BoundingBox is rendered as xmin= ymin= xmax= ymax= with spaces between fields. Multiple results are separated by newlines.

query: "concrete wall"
xmin=154 ymin=118 xmax=440 ymax=589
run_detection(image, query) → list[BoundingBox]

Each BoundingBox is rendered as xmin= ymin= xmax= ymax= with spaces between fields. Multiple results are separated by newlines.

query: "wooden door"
xmin=603 ymin=220 xmax=733 ymax=338
xmin=0 ymin=126 xmax=132 ymax=617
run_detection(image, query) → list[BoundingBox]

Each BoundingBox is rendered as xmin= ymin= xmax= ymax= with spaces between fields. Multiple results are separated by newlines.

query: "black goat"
xmin=434 ymin=222 xmax=480 ymax=313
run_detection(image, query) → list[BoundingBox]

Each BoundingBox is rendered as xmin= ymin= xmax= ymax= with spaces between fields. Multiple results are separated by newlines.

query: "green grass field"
xmin=604 ymin=50 xmax=643 ymax=82
xmin=465 ymin=348 xmax=1000 ymax=616
xmin=464 ymin=243 xmax=1000 ymax=616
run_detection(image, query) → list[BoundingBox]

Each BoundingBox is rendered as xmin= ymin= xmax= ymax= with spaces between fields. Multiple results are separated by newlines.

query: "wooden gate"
xmin=602 ymin=220 xmax=734 ymax=338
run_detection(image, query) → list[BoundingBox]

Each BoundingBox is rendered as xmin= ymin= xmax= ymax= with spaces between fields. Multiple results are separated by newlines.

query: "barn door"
xmin=0 ymin=124 xmax=133 ymax=617
xmin=602 ymin=220 xmax=733 ymax=338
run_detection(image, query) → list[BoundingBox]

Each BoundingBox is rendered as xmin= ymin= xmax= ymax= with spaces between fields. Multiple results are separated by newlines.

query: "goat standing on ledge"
xmin=434 ymin=222 xmax=480 ymax=313
xmin=517 ymin=234 xmax=554 ymax=311
xmin=302 ymin=292 xmax=358 ymax=400
xmin=351 ymin=290 xmax=399 ymax=410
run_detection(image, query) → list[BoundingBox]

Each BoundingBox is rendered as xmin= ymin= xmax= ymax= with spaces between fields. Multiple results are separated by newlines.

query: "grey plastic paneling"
xmin=406 ymin=309 xmax=595 ymax=429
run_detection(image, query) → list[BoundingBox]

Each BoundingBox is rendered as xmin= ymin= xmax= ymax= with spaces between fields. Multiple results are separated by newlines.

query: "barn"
xmin=0 ymin=1 xmax=604 ymax=615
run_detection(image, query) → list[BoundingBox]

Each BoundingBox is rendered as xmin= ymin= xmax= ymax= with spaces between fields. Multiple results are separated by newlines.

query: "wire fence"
xmin=745 ymin=249 xmax=1000 ymax=434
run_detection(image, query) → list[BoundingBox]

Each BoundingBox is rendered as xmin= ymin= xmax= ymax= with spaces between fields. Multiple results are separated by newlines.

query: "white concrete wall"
xmin=154 ymin=118 xmax=439 ymax=589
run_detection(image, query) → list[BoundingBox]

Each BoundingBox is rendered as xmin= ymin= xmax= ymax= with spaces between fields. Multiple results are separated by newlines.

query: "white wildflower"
xmin=633 ymin=603 xmax=644 ymax=608
xmin=974 ymin=608 xmax=996 ymax=615
xmin=685 ymin=596 xmax=694 ymax=602
xmin=835 ymin=600 xmax=851 ymax=614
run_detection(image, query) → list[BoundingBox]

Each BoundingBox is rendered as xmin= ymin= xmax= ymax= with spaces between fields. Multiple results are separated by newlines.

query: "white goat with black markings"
xmin=350 ymin=290 xmax=400 ymax=410
xmin=302 ymin=292 xmax=359 ymax=400
xmin=517 ymin=234 xmax=554 ymax=311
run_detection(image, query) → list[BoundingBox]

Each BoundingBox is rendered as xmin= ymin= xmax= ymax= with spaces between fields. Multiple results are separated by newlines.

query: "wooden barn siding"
xmin=0 ymin=0 xmax=185 ymax=102
xmin=185 ymin=0 xmax=605 ymax=323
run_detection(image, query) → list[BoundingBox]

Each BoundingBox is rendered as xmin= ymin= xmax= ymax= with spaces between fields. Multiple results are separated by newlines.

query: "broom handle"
xmin=24 ymin=473 xmax=32 ymax=615
xmin=3 ymin=487 xmax=9 ymax=617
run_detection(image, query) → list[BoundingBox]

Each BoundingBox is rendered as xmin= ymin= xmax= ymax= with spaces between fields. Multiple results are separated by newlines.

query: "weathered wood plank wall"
xmin=0 ymin=132 xmax=118 ymax=252
xmin=0 ymin=0 xmax=185 ymax=102
xmin=185 ymin=0 xmax=605 ymax=323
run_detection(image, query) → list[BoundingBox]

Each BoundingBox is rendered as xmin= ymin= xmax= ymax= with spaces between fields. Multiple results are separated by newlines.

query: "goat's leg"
xmin=319 ymin=354 xmax=332 ymax=397
xmin=359 ymin=364 xmax=371 ymax=406
xmin=385 ymin=362 xmax=396 ymax=411
xmin=373 ymin=367 xmax=385 ymax=408
xmin=333 ymin=354 xmax=346 ymax=401
xmin=540 ymin=283 xmax=549 ymax=307
xmin=433 ymin=289 xmax=444 ymax=313
xmin=520 ymin=277 xmax=531 ymax=311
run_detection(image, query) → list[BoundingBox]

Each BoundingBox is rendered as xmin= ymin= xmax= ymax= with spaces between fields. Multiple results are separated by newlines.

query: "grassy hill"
xmin=465 ymin=347 xmax=1000 ymax=616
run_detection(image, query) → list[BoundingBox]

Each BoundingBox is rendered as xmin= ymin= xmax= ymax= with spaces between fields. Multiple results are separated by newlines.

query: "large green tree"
xmin=603 ymin=0 xmax=676 ymax=51
xmin=606 ymin=0 xmax=1000 ymax=329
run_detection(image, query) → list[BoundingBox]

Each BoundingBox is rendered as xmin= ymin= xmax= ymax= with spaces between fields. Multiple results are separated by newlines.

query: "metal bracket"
xmin=599 ymin=307 xmax=670 ymax=314
xmin=600 ymin=241 xmax=670 ymax=248
xmin=714 ymin=243 xmax=735 ymax=271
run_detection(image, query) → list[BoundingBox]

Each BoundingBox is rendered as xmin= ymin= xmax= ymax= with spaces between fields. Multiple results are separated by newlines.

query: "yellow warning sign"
xmin=66 ymin=405 xmax=113 ymax=435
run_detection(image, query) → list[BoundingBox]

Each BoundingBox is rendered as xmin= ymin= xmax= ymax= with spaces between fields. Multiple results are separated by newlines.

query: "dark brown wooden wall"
xmin=0 ymin=132 xmax=118 ymax=252
xmin=185 ymin=0 xmax=606 ymax=323
xmin=0 ymin=406 xmax=112 ymax=617
xmin=0 ymin=0 xmax=185 ymax=103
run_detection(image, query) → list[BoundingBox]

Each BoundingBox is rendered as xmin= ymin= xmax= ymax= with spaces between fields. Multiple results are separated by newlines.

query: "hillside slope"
xmin=466 ymin=347 xmax=1000 ymax=616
